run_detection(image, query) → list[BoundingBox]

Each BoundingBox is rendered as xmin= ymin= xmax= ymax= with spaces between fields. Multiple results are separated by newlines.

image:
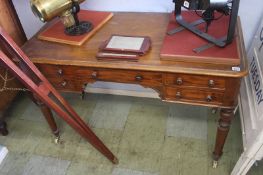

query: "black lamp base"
xmin=65 ymin=21 xmax=93 ymax=36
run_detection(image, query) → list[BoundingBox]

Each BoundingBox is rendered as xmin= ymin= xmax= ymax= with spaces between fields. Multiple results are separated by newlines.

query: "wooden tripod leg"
xmin=0 ymin=28 xmax=118 ymax=164
xmin=49 ymin=93 xmax=119 ymax=163
xmin=45 ymin=96 xmax=119 ymax=164
xmin=213 ymin=108 xmax=234 ymax=162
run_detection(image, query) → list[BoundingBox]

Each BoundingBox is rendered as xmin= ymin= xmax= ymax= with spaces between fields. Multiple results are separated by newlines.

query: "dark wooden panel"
xmin=0 ymin=0 xmax=26 ymax=46
xmin=0 ymin=0 xmax=27 ymax=135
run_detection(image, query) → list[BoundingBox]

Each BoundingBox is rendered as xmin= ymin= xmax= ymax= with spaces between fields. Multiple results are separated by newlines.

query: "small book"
xmin=96 ymin=52 xmax=139 ymax=61
xmin=99 ymin=35 xmax=151 ymax=55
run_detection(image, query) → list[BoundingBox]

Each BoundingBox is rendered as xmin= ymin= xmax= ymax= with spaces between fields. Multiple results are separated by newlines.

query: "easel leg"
xmin=212 ymin=108 xmax=234 ymax=168
xmin=0 ymin=29 xmax=118 ymax=164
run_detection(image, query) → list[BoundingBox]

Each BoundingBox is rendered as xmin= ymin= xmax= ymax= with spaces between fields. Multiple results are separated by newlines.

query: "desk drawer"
xmin=37 ymin=64 xmax=163 ymax=89
xmin=76 ymin=69 xmax=163 ymax=87
xmin=47 ymin=78 xmax=82 ymax=91
xmin=37 ymin=65 xmax=83 ymax=91
xmin=164 ymin=86 xmax=224 ymax=105
xmin=37 ymin=64 xmax=78 ymax=80
xmin=165 ymin=73 xmax=225 ymax=89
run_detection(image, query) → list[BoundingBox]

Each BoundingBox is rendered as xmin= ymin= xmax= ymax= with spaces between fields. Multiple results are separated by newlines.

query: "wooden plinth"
xmin=38 ymin=10 xmax=113 ymax=46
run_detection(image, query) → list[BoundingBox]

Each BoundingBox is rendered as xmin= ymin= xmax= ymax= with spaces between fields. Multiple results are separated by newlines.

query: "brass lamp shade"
xmin=30 ymin=0 xmax=85 ymax=27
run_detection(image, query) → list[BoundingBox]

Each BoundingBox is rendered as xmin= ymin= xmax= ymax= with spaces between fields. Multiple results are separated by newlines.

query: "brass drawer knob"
xmin=176 ymin=91 xmax=181 ymax=99
xmin=206 ymin=95 xmax=213 ymax=102
xmin=176 ymin=77 xmax=183 ymax=85
xmin=208 ymin=80 xmax=215 ymax=87
xmin=57 ymin=69 xmax=63 ymax=76
xmin=135 ymin=75 xmax=143 ymax=81
xmin=61 ymin=81 xmax=67 ymax=87
xmin=91 ymin=71 xmax=98 ymax=79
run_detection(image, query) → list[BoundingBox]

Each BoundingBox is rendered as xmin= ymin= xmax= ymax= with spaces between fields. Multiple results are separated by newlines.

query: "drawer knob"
xmin=57 ymin=69 xmax=63 ymax=76
xmin=208 ymin=80 xmax=215 ymax=87
xmin=176 ymin=77 xmax=183 ymax=85
xmin=206 ymin=95 xmax=213 ymax=102
xmin=176 ymin=91 xmax=181 ymax=99
xmin=91 ymin=72 xmax=98 ymax=79
xmin=135 ymin=75 xmax=143 ymax=81
xmin=61 ymin=81 xmax=67 ymax=87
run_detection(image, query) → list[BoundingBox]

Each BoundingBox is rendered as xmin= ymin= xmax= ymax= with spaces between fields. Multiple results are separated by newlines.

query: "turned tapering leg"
xmin=28 ymin=93 xmax=60 ymax=139
xmin=212 ymin=108 xmax=235 ymax=167
xmin=37 ymin=101 xmax=60 ymax=137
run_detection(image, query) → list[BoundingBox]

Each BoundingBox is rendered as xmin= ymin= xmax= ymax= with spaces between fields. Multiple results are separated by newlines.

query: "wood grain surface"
xmin=23 ymin=13 xmax=247 ymax=77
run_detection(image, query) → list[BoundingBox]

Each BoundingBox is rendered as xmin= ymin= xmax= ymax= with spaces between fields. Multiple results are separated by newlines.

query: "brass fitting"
xmin=30 ymin=0 xmax=84 ymax=26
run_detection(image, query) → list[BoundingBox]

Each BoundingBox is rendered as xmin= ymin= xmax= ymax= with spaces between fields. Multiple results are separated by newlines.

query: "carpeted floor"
xmin=0 ymin=93 xmax=262 ymax=175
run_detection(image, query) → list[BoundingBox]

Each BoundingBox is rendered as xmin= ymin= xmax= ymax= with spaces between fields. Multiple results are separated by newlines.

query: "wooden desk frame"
xmin=22 ymin=12 xmax=248 ymax=166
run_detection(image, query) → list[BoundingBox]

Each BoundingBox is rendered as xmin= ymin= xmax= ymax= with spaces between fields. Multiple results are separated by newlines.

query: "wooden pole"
xmin=0 ymin=0 xmax=27 ymax=46
xmin=0 ymin=0 xmax=27 ymax=135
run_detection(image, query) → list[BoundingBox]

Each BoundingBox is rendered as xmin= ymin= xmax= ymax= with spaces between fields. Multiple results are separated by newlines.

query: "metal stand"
xmin=64 ymin=1 xmax=93 ymax=36
xmin=171 ymin=0 xmax=240 ymax=47
xmin=0 ymin=27 xmax=118 ymax=164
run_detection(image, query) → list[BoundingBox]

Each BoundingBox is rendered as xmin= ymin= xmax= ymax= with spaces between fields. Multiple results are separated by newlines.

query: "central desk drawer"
xmin=76 ymin=69 xmax=163 ymax=86
xmin=165 ymin=73 xmax=226 ymax=89
xmin=37 ymin=64 xmax=163 ymax=88
xmin=165 ymin=86 xmax=224 ymax=105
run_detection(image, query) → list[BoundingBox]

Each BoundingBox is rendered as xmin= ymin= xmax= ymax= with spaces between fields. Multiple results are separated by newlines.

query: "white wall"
xmin=238 ymin=0 xmax=263 ymax=49
xmin=12 ymin=0 xmax=44 ymax=40
xmin=11 ymin=0 xmax=263 ymax=94
xmin=80 ymin=0 xmax=174 ymax=13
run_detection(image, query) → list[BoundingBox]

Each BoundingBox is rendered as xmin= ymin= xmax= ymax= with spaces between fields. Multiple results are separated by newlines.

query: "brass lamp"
xmin=30 ymin=0 xmax=93 ymax=35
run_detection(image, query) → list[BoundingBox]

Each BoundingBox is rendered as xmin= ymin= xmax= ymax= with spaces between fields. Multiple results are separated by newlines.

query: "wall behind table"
xmin=11 ymin=0 xmax=263 ymax=95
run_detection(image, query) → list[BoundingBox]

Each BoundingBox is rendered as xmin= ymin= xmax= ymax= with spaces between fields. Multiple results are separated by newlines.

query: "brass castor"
xmin=211 ymin=108 xmax=218 ymax=114
xmin=54 ymin=136 xmax=62 ymax=144
xmin=113 ymin=157 xmax=119 ymax=164
xmin=212 ymin=160 xmax=218 ymax=168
